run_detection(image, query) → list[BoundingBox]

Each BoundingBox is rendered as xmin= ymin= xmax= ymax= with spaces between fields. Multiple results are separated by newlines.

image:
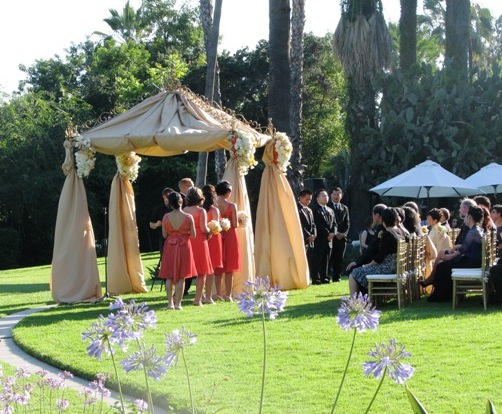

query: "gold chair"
xmin=367 ymin=239 xmax=409 ymax=309
xmin=447 ymin=228 xmax=461 ymax=246
xmin=451 ymin=231 xmax=494 ymax=310
xmin=410 ymin=234 xmax=426 ymax=301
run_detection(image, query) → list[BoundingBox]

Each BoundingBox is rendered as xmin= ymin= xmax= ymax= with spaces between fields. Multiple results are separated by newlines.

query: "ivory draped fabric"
xmin=51 ymin=166 xmax=102 ymax=303
xmin=222 ymin=158 xmax=256 ymax=294
xmin=254 ymin=141 xmax=309 ymax=290
xmin=107 ymin=174 xmax=148 ymax=295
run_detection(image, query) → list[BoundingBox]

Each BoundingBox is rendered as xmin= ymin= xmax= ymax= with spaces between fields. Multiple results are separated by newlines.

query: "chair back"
xmin=489 ymin=229 xmax=498 ymax=267
xmin=396 ymin=238 xmax=409 ymax=278
xmin=447 ymin=228 xmax=460 ymax=245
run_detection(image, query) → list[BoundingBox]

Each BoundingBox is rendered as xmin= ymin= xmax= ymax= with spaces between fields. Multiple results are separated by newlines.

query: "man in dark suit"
xmin=297 ymin=189 xmax=317 ymax=279
xmin=346 ymin=203 xmax=387 ymax=273
xmin=310 ymin=189 xmax=336 ymax=284
xmin=328 ymin=187 xmax=350 ymax=282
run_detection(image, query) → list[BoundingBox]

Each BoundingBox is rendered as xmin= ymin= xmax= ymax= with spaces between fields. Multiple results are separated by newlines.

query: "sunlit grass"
xmin=3 ymin=258 xmax=502 ymax=413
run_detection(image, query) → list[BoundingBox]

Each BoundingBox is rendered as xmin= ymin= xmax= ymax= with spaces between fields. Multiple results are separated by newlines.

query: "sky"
xmin=1 ymin=0 xmax=502 ymax=95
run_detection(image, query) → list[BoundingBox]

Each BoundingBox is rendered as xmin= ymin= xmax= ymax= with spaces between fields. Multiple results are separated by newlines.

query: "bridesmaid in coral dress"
xmin=202 ymin=184 xmax=223 ymax=304
xmin=184 ymin=187 xmax=214 ymax=306
xmin=214 ymin=180 xmax=241 ymax=301
xmin=159 ymin=192 xmax=197 ymax=310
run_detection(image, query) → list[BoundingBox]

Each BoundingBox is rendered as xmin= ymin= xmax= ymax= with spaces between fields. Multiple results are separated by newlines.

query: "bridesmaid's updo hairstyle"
xmin=168 ymin=192 xmax=183 ymax=210
xmin=186 ymin=187 xmax=204 ymax=207
xmin=202 ymin=184 xmax=217 ymax=211
xmin=468 ymin=205 xmax=484 ymax=224
xmin=427 ymin=208 xmax=442 ymax=222
xmin=216 ymin=180 xmax=232 ymax=196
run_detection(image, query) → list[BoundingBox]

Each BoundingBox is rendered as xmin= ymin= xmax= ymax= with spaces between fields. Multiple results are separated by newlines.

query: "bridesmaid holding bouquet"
xmin=202 ymin=184 xmax=223 ymax=304
xmin=184 ymin=187 xmax=214 ymax=306
xmin=214 ymin=180 xmax=241 ymax=301
xmin=159 ymin=192 xmax=197 ymax=310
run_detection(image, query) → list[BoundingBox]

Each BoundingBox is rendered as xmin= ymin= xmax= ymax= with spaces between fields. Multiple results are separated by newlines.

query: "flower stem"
xmin=181 ymin=347 xmax=195 ymax=414
xmin=330 ymin=327 xmax=357 ymax=413
xmin=136 ymin=339 xmax=155 ymax=414
xmin=259 ymin=303 xmax=267 ymax=414
xmin=108 ymin=340 xmax=126 ymax=414
xmin=364 ymin=368 xmax=387 ymax=414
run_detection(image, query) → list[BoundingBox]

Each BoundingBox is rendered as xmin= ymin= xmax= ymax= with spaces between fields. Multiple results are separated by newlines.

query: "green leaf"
xmin=486 ymin=399 xmax=498 ymax=414
xmin=406 ymin=107 xmax=415 ymax=123
xmin=406 ymin=386 xmax=429 ymax=414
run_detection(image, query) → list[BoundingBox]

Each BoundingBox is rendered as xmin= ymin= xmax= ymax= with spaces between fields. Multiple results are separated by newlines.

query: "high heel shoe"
xmin=419 ymin=281 xmax=431 ymax=288
xmin=223 ymin=295 xmax=233 ymax=302
xmin=193 ymin=300 xmax=203 ymax=306
xmin=174 ymin=305 xmax=183 ymax=310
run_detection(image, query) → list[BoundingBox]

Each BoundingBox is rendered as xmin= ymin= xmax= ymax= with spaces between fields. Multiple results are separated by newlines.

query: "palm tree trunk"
xmin=288 ymin=0 xmax=305 ymax=194
xmin=445 ymin=0 xmax=470 ymax=78
xmin=197 ymin=0 xmax=225 ymax=186
xmin=399 ymin=0 xmax=417 ymax=70
xmin=268 ymin=0 xmax=291 ymax=133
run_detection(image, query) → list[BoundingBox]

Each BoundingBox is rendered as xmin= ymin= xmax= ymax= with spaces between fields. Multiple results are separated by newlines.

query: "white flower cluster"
xmin=74 ymin=134 xmax=96 ymax=178
xmin=273 ymin=132 xmax=293 ymax=173
xmin=116 ymin=152 xmax=141 ymax=182
xmin=237 ymin=210 xmax=249 ymax=228
xmin=228 ymin=131 xmax=257 ymax=175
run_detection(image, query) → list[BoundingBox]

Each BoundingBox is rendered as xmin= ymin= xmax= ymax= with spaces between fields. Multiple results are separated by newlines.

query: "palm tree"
xmin=100 ymin=1 xmax=146 ymax=43
xmin=288 ymin=0 xmax=305 ymax=194
xmin=445 ymin=0 xmax=470 ymax=77
xmin=333 ymin=0 xmax=392 ymax=231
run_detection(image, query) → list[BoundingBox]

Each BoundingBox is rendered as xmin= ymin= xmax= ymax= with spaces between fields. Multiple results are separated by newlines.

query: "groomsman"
xmin=297 ymin=189 xmax=317 ymax=280
xmin=328 ymin=187 xmax=350 ymax=282
xmin=311 ymin=189 xmax=336 ymax=284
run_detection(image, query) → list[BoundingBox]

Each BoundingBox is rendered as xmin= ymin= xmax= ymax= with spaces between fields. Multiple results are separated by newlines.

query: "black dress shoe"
xmin=321 ymin=279 xmax=330 ymax=284
xmin=332 ymin=278 xmax=341 ymax=283
xmin=312 ymin=280 xmax=322 ymax=285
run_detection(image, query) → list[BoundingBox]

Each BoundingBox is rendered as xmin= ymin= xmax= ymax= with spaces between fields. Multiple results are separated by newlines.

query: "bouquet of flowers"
xmin=220 ymin=218 xmax=231 ymax=232
xmin=228 ymin=131 xmax=257 ymax=175
xmin=74 ymin=134 xmax=96 ymax=178
xmin=273 ymin=132 xmax=293 ymax=173
xmin=207 ymin=220 xmax=222 ymax=235
xmin=422 ymin=226 xmax=429 ymax=235
xmin=116 ymin=152 xmax=141 ymax=182
xmin=237 ymin=210 xmax=249 ymax=228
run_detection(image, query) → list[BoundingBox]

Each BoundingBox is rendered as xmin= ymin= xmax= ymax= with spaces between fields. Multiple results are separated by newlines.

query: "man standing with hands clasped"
xmin=328 ymin=187 xmax=350 ymax=282
xmin=297 ymin=189 xmax=317 ymax=279
xmin=311 ymin=189 xmax=336 ymax=285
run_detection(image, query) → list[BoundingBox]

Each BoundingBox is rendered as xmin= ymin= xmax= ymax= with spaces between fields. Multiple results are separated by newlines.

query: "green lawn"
xmin=2 ymin=257 xmax=502 ymax=413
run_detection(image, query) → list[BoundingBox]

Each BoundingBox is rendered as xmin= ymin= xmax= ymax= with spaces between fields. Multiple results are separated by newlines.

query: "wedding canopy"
xmin=51 ymin=88 xmax=308 ymax=303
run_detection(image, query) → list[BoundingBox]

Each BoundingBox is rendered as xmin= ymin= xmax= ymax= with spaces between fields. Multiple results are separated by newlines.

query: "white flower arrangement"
xmin=220 ymin=218 xmax=231 ymax=232
xmin=273 ymin=132 xmax=293 ymax=173
xmin=228 ymin=131 xmax=257 ymax=175
xmin=116 ymin=152 xmax=141 ymax=182
xmin=207 ymin=220 xmax=222 ymax=235
xmin=237 ymin=210 xmax=249 ymax=228
xmin=74 ymin=134 xmax=96 ymax=178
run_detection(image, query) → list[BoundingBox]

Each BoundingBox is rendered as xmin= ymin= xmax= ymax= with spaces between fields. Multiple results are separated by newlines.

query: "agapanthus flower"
xmin=164 ymin=327 xmax=197 ymax=366
xmin=236 ymin=276 xmax=288 ymax=320
xmin=56 ymin=398 xmax=70 ymax=410
xmin=81 ymin=315 xmax=116 ymax=359
xmin=121 ymin=344 xmax=168 ymax=381
xmin=46 ymin=377 xmax=65 ymax=390
xmin=363 ymin=338 xmax=415 ymax=384
xmin=336 ymin=293 xmax=381 ymax=332
xmin=105 ymin=299 xmax=157 ymax=346
xmin=135 ymin=399 xmax=149 ymax=412
xmin=14 ymin=367 xmax=31 ymax=379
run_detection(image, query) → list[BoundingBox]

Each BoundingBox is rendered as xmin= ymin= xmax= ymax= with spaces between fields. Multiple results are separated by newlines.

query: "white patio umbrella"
xmin=370 ymin=159 xmax=482 ymax=199
xmin=465 ymin=162 xmax=502 ymax=198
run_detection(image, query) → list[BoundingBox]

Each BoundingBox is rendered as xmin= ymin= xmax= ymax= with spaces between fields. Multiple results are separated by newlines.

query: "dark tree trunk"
xmin=268 ymin=0 xmax=291 ymax=134
xmin=288 ymin=0 xmax=305 ymax=195
xmin=445 ymin=0 xmax=470 ymax=78
xmin=399 ymin=0 xmax=417 ymax=69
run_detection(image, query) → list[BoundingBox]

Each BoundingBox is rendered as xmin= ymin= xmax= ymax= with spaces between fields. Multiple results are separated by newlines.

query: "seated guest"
xmin=402 ymin=205 xmax=422 ymax=236
xmin=359 ymin=216 xmax=375 ymax=254
xmin=403 ymin=201 xmax=420 ymax=214
xmin=346 ymin=204 xmax=387 ymax=272
xmin=440 ymin=207 xmax=452 ymax=230
xmin=427 ymin=208 xmax=452 ymax=253
xmin=474 ymin=195 xmax=497 ymax=230
xmin=349 ymin=207 xmax=409 ymax=295
xmin=427 ymin=205 xmax=485 ymax=302
xmin=395 ymin=207 xmax=411 ymax=236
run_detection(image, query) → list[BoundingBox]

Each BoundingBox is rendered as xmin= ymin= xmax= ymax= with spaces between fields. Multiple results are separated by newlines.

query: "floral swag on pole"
xmin=116 ymin=152 xmax=141 ymax=182
xmin=74 ymin=134 xmax=96 ymax=178
xmin=227 ymin=131 xmax=257 ymax=175
xmin=272 ymin=132 xmax=292 ymax=173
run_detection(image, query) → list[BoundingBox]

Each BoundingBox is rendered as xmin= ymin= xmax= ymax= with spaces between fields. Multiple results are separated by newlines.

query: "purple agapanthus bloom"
xmin=336 ymin=293 xmax=381 ymax=332
xmin=236 ymin=276 xmax=288 ymax=320
xmin=135 ymin=399 xmax=149 ymax=412
xmin=81 ymin=316 xmax=116 ymax=359
xmin=14 ymin=367 xmax=31 ymax=379
xmin=121 ymin=344 xmax=168 ymax=381
xmin=105 ymin=299 xmax=157 ymax=346
xmin=164 ymin=327 xmax=197 ymax=366
xmin=56 ymin=398 xmax=70 ymax=410
xmin=363 ymin=338 xmax=415 ymax=384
